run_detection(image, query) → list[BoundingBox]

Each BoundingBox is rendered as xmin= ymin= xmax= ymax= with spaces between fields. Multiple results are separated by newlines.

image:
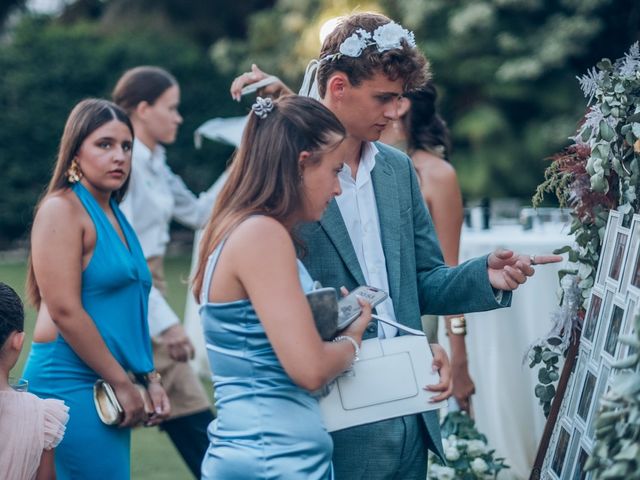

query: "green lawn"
xmin=1 ymin=255 xmax=202 ymax=480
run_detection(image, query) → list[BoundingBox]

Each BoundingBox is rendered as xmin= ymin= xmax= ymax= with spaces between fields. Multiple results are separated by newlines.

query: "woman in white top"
xmin=113 ymin=65 xmax=216 ymax=477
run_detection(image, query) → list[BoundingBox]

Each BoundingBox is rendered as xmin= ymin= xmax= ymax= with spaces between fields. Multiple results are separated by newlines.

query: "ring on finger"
xmin=530 ymin=254 xmax=536 ymax=265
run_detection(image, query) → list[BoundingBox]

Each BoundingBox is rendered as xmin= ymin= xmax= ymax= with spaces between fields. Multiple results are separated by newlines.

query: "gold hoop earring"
xmin=67 ymin=159 xmax=82 ymax=184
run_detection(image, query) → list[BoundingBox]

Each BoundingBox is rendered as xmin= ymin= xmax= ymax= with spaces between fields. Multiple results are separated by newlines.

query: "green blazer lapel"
xmin=371 ymin=152 xmax=401 ymax=305
xmin=320 ymin=200 xmax=367 ymax=286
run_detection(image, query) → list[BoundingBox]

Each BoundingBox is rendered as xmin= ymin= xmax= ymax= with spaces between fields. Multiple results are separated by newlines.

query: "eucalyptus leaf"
xmin=627 ymin=112 xmax=640 ymax=123
xmin=618 ymin=335 xmax=640 ymax=347
xmin=553 ymin=245 xmax=574 ymax=254
xmin=547 ymin=337 xmax=563 ymax=346
xmin=538 ymin=368 xmax=551 ymax=384
xmin=619 ymin=203 xmax=634 ymax=215
xmin=612 ymin=442 xmax=639 ymax=461
xmin=626 ymin=131 xmax=635 ymax=145
xmin=597 ymin=59 xmax=613 ymax=70
xmin=611 ymin=354 xmax=639 ymax=369
xmin=578 ymin=262 xmax=593 ymax=278
xmin=590 ymin=174 xmax=608 ymax=193
xmin=612 ymin=372 xmax=640 ymax=397
xmin=600 ymin=120 xmax=615 ymax=142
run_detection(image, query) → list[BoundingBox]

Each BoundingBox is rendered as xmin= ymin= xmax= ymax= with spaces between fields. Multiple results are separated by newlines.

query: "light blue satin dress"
xmin=199 ymin=240 xmax=334 ymax=480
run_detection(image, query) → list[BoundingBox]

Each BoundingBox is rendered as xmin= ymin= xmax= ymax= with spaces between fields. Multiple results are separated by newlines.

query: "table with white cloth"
xmin=437 ymin=223 xmax=572 ymax=479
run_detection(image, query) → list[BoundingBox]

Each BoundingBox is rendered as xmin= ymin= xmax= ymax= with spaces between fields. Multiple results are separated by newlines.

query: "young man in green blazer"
xmin=231 ymin=12 xmax=560 ymax=479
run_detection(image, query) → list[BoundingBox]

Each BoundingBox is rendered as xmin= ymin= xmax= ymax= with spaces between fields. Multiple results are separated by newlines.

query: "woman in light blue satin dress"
xmin=192 ymin=95 xmax=371 ymax=479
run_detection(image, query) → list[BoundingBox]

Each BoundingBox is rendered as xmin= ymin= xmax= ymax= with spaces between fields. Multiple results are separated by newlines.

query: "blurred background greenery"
xmin=0 ymin=0 xmax=639 ymax=249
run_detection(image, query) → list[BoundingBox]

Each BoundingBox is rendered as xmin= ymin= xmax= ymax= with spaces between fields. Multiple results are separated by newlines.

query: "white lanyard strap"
xmin=371 ymin=314 xmax=425 ymax=337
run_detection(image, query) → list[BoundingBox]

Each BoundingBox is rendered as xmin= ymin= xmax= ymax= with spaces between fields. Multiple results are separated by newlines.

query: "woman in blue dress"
xmin=191 ymin=95 xmax=372 ymax=479
xmin=22 ymin=98 xmax=170 ymax=479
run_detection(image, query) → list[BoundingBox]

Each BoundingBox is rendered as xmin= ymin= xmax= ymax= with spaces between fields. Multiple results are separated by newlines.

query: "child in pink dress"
xmin=0 ymin=282 xmax=68 ymax=480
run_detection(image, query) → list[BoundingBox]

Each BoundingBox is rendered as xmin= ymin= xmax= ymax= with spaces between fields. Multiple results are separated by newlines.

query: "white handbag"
xmin=319 ymin=316 xmax=447 ymax=432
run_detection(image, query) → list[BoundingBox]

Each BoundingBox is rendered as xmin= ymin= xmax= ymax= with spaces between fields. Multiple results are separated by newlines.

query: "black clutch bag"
xmin=306 ymin=287 xmax=339 ymax=340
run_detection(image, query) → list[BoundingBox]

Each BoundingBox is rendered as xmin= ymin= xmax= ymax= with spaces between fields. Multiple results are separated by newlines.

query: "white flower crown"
xmin=322 ymin=22 xmax=417 ymax=62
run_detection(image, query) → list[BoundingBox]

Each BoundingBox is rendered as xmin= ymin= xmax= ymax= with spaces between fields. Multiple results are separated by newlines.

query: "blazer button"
xmin=366 ymin=322 xmax=376 ymax=333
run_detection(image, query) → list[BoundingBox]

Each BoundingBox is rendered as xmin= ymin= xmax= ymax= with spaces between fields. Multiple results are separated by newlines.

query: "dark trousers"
xmin=331 ymin=414 xmax=429 ymax=480
xmin=162 ymin=409 xmax=215 ymax=478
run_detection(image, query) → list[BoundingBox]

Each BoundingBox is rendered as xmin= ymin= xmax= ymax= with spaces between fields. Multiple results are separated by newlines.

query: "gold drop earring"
xmin=67 ymin=158 xmax=82 ymax=183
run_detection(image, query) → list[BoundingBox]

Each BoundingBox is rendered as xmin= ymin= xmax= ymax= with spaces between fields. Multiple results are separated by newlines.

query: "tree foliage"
xmin=0 ymin=14 xmax=242 ymax=245
xmin=1 ymin=0 xmax=638 ymax=244
xmin=211 ymin=0 xmax=639 ymax=200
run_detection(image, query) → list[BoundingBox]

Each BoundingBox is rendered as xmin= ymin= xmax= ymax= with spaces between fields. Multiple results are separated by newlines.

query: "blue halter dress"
xmin=22 ymin=182 xmax=153 ymax=479
xmin=199 ymin=238 xmax=334 ymax=479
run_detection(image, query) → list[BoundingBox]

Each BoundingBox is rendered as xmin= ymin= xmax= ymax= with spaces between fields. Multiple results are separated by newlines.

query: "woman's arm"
xmin=165 ymin=164 xmax=219 ymax=229
xmin=31 ymin=195 xmax=146 ymax=427
xmin=230 ymin=64 xmax=293 ymax=102
xmin=212 ymin=216 xmax=370 ymax=391
xmin=35 ymin=449 xmax=55 ymax=480
xmin=416 ymin=153 xmax=476 ymax=412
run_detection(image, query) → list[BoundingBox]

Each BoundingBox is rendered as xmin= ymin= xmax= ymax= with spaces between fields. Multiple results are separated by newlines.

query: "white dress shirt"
xmin=335 ymin=142 xmax=398 ymax=338
xmin=120 ymin=139 xmax=226 ymax=336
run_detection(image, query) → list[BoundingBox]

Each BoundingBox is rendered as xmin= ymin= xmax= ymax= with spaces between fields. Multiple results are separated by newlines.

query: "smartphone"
xmin=337 ymin=286 xmax=388 ymax=331
xmin=240 ymin=76 xmax=280 ymax=96
xmin=306 ymin=287 xmax=339 ymax=341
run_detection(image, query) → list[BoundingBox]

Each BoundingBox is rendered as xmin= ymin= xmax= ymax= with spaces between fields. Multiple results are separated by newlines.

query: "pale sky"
xmin=26 ymin=0 xmax=68 ymax=14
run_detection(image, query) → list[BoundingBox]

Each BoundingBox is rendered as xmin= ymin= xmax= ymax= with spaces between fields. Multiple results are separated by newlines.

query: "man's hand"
xmin=159 ymin=324 xmax=194 ymax=362
xmin=425 ymin=343 xmax=453 ymax=403
xmin=230 ymin=64 xmax=293 ymax=101
xmin=487 ymin=249 xmax=562 ymax=291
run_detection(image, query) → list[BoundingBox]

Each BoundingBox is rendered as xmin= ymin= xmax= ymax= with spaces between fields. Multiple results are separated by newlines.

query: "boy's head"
xmin=316 ymin=13 xmax=430 ymax=142
xmin=317 ymin=13 xmax=429 ymax=98
xmin=0 ymin=283 xmax=25 ymax=364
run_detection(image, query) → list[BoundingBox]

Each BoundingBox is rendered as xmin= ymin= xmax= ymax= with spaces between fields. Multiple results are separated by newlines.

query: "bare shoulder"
xmin=226 ymin=215 xmax=294 ymax=255
xmin=34 ymin=190 xmax=86 ymax=228
xmin=412 ymin=150 xmax=458 ymax=186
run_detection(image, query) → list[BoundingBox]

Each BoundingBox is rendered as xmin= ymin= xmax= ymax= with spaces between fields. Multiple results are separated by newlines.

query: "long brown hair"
xmin=192 ymin=95 xmax=345 ymax=300
xmin=26 ymin=98 xmax=134 ymax=307
xmin=404 ymin=83 xmax=452 ymax=161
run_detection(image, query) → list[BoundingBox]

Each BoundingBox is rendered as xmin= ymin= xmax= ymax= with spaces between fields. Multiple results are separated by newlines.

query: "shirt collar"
xmin=339 ymin=141 xmax=379 ymax=184
xmin=133 ymin=138 xmax=166 ymax=173
xmin=361 ymin=141 xmax=379 ymax=173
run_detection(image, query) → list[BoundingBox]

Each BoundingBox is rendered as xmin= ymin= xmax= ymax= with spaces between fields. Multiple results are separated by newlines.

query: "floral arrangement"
xmin=530 ymin=42 xmax=640 ymax=417
xmin=585 ymin=311 xmax=640 ymax=477
xmin=532 ymin=42 xmax=640 ymax=475
xmin=323 ymin=22 xmax=416 ymax=61
xmin=428 ymin=412 xmax=509 ymax=479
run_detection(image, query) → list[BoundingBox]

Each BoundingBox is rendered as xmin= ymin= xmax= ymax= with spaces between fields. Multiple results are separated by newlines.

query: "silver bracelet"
xmin=333 ymin=335 xmax=360 ymax=362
